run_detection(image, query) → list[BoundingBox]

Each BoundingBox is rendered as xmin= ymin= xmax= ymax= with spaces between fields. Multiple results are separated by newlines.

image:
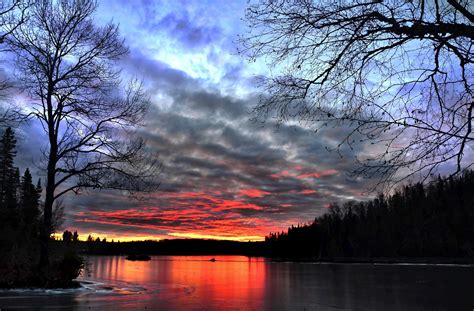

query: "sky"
xmin=12 ymin=0 xmax=378 ymax=242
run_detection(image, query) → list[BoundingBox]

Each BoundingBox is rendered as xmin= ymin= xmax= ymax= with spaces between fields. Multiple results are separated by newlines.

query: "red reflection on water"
xmin=83 ymin=255 xmax=266 ymax=310
xmin=168 ymin=256 xmax=266 ymax=307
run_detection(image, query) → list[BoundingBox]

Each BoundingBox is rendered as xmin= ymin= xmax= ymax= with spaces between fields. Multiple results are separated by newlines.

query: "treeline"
xmin=0 ymin=128 xmax=82 ymax=287
xmin=266 ymin=172 xmax=474 ymax=259
xmin=0 ymin=128 xmax=42 ymax=229
xmin=59 ymin=233 xmax=266 ymax=257
xmin=0 ymin=127 xmax=43 ymax=285
xmin=57 ymin=233 xmax=267 ymax=257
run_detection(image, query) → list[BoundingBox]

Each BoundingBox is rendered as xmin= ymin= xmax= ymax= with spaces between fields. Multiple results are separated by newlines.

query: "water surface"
xmin=0 ymin=255 xmax=473 ymax=310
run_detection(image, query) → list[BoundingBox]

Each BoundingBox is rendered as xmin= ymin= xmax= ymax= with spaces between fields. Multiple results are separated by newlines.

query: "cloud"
xmin=155 ymin=11 xmax=224 ymax=49
xmin=59 ymin=72 xmax=373 ymax=238
xmin=8 ymin=0 xmax=380 ymax=241
xmin=238 ymin=189 xmax=271 ymax=198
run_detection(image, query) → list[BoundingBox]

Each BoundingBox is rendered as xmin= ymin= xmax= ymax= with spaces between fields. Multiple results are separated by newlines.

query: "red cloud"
xmin=74 ymin=205 xmax=278 ymax=242
xmin=270 ymin=170 xmax=292 ymax=178
xmin=212 ymin=199 xmax=264 ymax=212
xmin=297 ymin=169 xmax=339 ymax=179
xmin=71 ymin=185 xmax=322 ymax=242
xmin=238 ymin=188 xmax=271 ymax=198
xmin=300 ymin=189 xmax=317 ymax=195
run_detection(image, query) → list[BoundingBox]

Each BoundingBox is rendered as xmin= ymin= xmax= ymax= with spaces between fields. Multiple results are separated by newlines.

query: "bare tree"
xmin=0 ymin=0 xmax=28 ymax=127
xmin=6 ymin=0 xmax=160 ymax=265
xmin=241 ymin=0 xmax=474 ymax=188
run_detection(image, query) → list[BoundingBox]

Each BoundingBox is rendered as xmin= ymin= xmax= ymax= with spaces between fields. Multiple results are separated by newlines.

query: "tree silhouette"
xmin=0 ymin=127 xmax=17 ymax=209
xmin=72 ymin=230 xmax=78 ymax=242
xmin=19 ymin=168 xmax=41 ymax=233
xmin=242 ymin=0 xmax=474 ymax=188
xmin=0 ymin=128 xmax=38 ymax=285
xmin=5 ymin=0 xmax=160 ymax=265
xmin=265 ymin=171 xmax=474 ymax=259
xmin=62 ymin=230 xmax=72 ymax=243
xmin=0 ymin=128 xmax=41 ymax=230
xmin=0 ymin=1 xmax=29 ymax=126
xmin=0 ymin=1 xmax=27 ymax=43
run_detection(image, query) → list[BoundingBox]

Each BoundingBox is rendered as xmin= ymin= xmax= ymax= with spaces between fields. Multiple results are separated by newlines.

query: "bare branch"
xmin=241 ymin=0 xmax=474 ymax=190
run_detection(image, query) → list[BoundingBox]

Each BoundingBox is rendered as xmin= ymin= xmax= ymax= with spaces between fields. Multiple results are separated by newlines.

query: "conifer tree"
xmin=36 ymin=178 xmax=42 ymax=198
xmin=11 ymin=167 xmax=20 ymax=208
xmin=0 ymin=127 xmax=18 ymax=209
xmin=19 ymin=168 xmax=40 ymax=228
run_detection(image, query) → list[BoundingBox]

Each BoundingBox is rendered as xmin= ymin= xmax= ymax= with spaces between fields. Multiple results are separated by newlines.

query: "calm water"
xmin=1 ymin=255 xmax=473 ymax=310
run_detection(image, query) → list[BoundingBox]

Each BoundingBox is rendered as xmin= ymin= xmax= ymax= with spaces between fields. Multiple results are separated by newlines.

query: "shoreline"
xmin=268 ymin=256 xmax=474 ymax=265
xmin=82 ymin=253 xmax=474 ymax=265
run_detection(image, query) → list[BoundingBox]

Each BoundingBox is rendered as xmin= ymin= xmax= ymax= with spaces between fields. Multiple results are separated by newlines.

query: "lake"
xmin=0 ymin=255 xmax=473 ymax=310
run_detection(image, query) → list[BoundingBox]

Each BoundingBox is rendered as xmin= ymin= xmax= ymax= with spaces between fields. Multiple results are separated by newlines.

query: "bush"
xmin=43 ymin=251 xmax=84 ymax=288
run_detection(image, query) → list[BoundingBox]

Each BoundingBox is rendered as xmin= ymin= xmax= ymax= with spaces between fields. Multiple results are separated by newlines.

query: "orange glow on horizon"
xmin=51 ymin=232 xmax=163 ymax=242
xmin=52 ymin=231 xmax=265 ymax=242
xmin=169 ymin=232 xmax=265 ymax=242
xmin=68 ymin=185 xmax=326 ymax=243
xmin=71 ymin=191 xmax=294 ymax=242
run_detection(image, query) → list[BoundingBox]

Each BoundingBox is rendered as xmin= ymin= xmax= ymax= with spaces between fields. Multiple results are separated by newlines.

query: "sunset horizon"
xmin=9 ymin=0 xmax=370 ymax=242
xmin=1 ymin=0 xmax=474 ymax=309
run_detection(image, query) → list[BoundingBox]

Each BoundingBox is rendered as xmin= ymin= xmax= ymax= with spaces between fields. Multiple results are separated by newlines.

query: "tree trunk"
xmin=39 ymin=124 xmax=57 ymax=267
xmin=39 ymin=157 xmax=55 ymax=266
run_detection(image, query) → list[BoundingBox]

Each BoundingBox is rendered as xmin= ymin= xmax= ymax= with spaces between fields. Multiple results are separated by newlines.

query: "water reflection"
xmin=261 ymin=263 xmax=474 ymax=311
xmin=0 ymin=256 xmax=473 ymax=310
xmin=82 ymin=255 xmax=267 ymax=310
